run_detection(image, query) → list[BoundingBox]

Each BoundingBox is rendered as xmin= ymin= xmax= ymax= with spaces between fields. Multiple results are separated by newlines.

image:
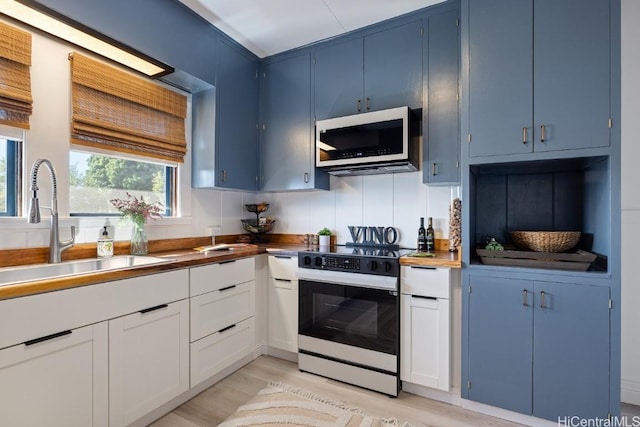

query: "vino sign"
xmin=346 ymin=226 xmax=400 ymax=248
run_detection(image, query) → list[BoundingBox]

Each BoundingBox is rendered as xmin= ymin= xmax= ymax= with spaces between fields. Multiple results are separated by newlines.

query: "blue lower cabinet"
xmin=467 ymin=276 xmax=533 ymax=414
xmin=533 ymin=281 xmax=610 ymax=421
xmin=465 ymin=275 xmax=611 ymax=421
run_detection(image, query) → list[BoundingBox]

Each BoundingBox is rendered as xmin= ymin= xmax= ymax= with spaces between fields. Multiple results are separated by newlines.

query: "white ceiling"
xmin=179 ymin=0 xmax=447 ymax=58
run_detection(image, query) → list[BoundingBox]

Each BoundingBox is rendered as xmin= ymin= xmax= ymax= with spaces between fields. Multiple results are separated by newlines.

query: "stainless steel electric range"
xmin=297 ymin=245 xmax=411 ymax=397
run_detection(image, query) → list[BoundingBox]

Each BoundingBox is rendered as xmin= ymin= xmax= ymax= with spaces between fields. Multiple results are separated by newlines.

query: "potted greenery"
xmin=318 ymin=227 xmax=332 ymax=247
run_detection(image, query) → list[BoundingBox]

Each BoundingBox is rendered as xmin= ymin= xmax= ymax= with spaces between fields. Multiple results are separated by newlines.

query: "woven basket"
xmin=509 ymin=231 xmax=581 ymax=253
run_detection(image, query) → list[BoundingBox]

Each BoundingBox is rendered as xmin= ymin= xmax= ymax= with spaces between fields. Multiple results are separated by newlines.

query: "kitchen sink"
xmin=0 ymin=256 xmax=174 ymax=287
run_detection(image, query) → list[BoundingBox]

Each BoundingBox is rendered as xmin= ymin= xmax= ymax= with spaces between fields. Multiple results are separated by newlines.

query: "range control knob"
xmin=315 ymin=256 xmax=323 ymax=267
xmin=368 ymin=260 xmax=379 ymax=271
xmin=302 ymin=255 xmax=312 ymax=266
xmin=384 ymin=262 xmax=393 ymax=273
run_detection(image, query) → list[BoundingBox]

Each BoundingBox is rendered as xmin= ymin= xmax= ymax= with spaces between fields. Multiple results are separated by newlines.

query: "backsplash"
xmin=261 ymin=173 xmax=459 ymax=249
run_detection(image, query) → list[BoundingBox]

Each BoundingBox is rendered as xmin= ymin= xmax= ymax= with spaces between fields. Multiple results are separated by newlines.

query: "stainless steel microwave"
xmin=315 ymin=106 xmax=418 ymax=175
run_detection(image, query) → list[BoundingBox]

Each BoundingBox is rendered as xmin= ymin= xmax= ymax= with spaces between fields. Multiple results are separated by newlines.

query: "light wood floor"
xmin=150 ymin=355 xmax=525 ymax=427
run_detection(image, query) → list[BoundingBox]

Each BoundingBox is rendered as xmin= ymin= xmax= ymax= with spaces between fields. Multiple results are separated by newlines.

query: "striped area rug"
xmin=219 ymin=382 xmax=409 ymax=427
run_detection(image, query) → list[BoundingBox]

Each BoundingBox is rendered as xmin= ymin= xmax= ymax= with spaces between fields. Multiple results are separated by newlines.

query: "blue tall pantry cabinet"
xmin=461 ymin=0 xmax=621 ymax=422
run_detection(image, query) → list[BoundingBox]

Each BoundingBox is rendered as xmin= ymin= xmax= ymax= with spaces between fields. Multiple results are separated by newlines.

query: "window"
xmin=0 ymin=138 xmax=20 ymax=216
xmin=69 ymin=150 xmax=174 ymax=216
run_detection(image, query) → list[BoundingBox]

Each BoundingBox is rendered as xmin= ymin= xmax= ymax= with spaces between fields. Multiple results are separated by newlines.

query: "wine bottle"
xmin=417 ymin=217 xmax=427 ymax=252
xmin=426 ymin=217 xmax=435 ymax=253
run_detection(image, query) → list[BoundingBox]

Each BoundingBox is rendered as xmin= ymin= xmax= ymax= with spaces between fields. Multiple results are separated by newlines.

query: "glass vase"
xmin=130 ymin=222 xmax=148 ymax=255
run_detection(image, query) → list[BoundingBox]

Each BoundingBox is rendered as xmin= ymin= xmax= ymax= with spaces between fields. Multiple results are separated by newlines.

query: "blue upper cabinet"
xmin=314 ymin=20 xmax=423 ymax=120
xmin=260 ymin=53 xmax=329 ymax=191
xmin=466 ymin=0 xmax=611 ymax=158
xmin=467 ymin=0 xmax=533 ymax=158
xmin=363 ymin=20 xmax=423 ymax=114
xmin=314 ymin=38 xmax=364 ymax=120
xmin=192 ymin=39 xmax=259 ymax=190
xmin=214 ymin=39 xmax=259 ymax=190
xmin=423 ymin=8 xmax=460 ymax=185
xmin=533 ymin=0 xmax=610 ymax=153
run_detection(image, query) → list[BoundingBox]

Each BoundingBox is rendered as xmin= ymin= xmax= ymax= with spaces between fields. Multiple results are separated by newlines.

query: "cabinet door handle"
xmin=357 ymin=99 xmax=362 ymax=112
xmin=522 ymin=127 xmax=528 ymax=144
xmin=540 ymin=125 xmax=546 ymax=142
xmin=221 ymin=169 xmax=227 ymax=182
xmin=24 ymin=330 xmax=72 ymax=346
xmin=275 ymin=278 xmax=292 ymax=283
xmin=219 ymin=285 xmax=237 ymax=292
xmin=432 ymin=162 xmax=438 ymax=176
xmin=540 ymin=291 xmax=547 ymax=309
xmin=218 ymin=324 xmax=236 ymax=334
xmin=365 ymin=97 xmax=371 ymax=110
xmin=522 ymin=289 xmax=529 ymax=307
xmin=140 ymin=303 xmax=168 ymax=314
xmin=303 ymin=172 xmax=309 ymax=183
xmin=412 ymin=295 xmax=437 ymax=301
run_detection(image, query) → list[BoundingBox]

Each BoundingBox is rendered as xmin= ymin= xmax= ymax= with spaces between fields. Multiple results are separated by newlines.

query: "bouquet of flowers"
xmin=110 ymin=192 xmax=163 ymax=227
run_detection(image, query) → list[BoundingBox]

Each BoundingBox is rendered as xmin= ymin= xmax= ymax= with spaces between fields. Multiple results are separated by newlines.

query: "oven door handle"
xmin=297 ymin=269 xmax=398 ymax=291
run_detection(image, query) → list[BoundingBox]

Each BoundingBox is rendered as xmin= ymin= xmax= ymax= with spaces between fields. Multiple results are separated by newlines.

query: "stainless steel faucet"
xmin=27 ymin=158 xmax=75 ymax=263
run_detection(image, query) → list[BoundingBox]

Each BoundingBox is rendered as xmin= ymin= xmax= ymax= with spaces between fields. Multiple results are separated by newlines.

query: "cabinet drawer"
xmin=190 ymin=257 xmax=255 ymax=296
xmin=190 ymin=281 xmax=255 ymax=342
xmin=268 ymin=255 xmax=298 ymax=280
xmin=401 ymin=266 xmax=450 ymax=299
xmin=190 ymin=317 xmax=254 ymax=387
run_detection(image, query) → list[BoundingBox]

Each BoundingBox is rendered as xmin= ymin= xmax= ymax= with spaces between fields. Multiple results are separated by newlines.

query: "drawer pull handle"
xmin=409 ymin=266 xmax=437 ymax=270
xmin=219 ymin=260 xmax=237 ymax=265
xmin=412 ymin=295 xmax=437 ymax=301
xmin=219 ymin=285 xmax=237 ymax=292
xmin=24 ymin=330 xmax=72 ymax=346
xmin=140 ymin=304 xmax=168 ymax=314
xmin=274 ymin=255 xmax=292 ymax=259
xmin=275 ymin=278 xmax=292 ymax=282
xmin=218 ymin=324 xmax=236 ymax=334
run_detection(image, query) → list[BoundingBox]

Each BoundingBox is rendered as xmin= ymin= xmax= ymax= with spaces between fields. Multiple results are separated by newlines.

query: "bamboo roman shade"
xmin=70 ymin=52 xmax=187 ymax=163
xmin=0 ymin=21 xmax=32 ymax=129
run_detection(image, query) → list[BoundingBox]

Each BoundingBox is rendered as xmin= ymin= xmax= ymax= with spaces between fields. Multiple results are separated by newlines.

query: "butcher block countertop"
xmin=400 ymin=250 xmax=462 ymax=269
xmin=0 ymin=235 xmax=460 ymax=301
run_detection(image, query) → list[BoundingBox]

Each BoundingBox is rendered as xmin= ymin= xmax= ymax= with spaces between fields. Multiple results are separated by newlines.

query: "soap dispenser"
xmin=97 ymin=226 xmax=114 ymax=258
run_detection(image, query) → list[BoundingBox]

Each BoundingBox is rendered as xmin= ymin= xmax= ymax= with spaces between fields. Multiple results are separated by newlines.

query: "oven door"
xmin=298 ymin=276 xmax=398 ymax=355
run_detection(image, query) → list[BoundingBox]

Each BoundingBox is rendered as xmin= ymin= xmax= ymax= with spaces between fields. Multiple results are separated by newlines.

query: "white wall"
xmin=621 ymin=0 xmax=640 ymax=406
xmin=265 ymin=174 xmax=458 ymax=248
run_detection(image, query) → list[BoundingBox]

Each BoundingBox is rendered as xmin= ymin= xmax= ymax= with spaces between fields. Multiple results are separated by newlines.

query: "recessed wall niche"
xmin=468 ymin=156 xmax=610 ymax=272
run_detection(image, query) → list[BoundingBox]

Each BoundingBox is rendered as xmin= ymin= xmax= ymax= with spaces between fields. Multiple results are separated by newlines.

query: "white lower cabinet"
xmin=267 ymin=255 xmax=298 ymax=353
xmin=190 ymin=317 xmax=255 ymax=386
xmin=109 ymin=299 xmax=190 ymax=427
xmin=400 ymin=265 xmax=451 ymax=392
xmin=189 ymin=258 xmax=256 ymax=387
xmin=0 ymin=322 xmax=109 ymax=427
